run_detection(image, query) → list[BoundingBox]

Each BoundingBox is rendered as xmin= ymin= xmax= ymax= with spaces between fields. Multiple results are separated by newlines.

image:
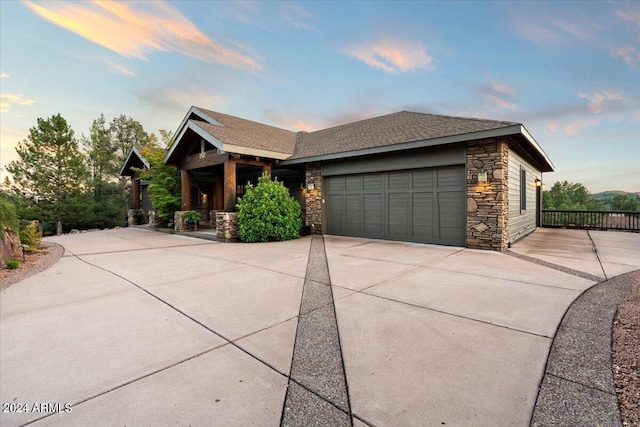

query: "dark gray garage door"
xmin=325 ymin=165 xmax=465 ymax=246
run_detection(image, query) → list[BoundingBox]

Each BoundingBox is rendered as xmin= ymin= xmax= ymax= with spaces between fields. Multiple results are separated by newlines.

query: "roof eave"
xmin=165 ymin=120 xmax=224 ymax=164
xmin=518 ymin=125 xmax=555 ymax=172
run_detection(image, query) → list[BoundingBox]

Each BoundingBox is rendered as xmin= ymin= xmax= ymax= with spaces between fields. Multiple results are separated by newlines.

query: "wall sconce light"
xmin=477 ymin=170 xmax=488 ymax=183
xmin=535 ymin=178 xmax=542 ymax=187
xmin=307 ymin=183 xmax=315 ymax=191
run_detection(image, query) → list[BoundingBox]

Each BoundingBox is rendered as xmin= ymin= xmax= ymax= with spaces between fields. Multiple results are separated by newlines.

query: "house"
xmin=162 ymin=107 xmax=554 ymax=250
xmin=120 ymin=145 xmax=153 ymax=225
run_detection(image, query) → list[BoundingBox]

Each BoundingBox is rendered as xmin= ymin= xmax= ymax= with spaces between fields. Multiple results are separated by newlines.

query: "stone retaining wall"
xmin=466 ymin=139 xmax=509 ymax=251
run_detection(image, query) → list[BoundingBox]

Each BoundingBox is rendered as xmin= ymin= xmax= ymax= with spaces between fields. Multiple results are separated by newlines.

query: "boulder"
xmin=1 ymin=228 xmax=23 ymax=267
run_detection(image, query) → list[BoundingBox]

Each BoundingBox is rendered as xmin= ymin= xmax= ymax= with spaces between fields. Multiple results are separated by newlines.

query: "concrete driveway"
xmin=1 ymin=228 xmax=638 ymax=426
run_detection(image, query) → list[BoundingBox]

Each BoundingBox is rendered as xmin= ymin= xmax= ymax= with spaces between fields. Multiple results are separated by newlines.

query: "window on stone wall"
xmin=520 ymin=168 xmax=527 ymax=211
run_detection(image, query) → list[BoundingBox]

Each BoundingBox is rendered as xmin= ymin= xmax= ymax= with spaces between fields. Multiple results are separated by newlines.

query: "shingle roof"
xmin=196 ymin=108 xmax=297 ymax=155
xmin=290 ymin=111 xmax=518 ymax=159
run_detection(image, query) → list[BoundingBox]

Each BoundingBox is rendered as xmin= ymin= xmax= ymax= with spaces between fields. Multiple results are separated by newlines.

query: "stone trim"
xmin=466 ymin=139 xmax=509 ymax=251
xmin=174 ymin=210 xmax=198 ymax=232
xmin=305 ymin=162 xmax=323 ymax=234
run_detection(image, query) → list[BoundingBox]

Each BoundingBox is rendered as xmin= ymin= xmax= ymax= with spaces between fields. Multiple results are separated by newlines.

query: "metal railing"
xmin=542 ymin=210 xmax=640 ymax=231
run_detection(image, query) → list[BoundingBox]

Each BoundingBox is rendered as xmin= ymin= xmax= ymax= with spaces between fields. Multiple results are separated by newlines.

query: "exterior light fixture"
xmin=477 ymin=170 xmax=488 ymax=183
xmin=535 ymin=178 xmax=542 ymax=187
xmin=307 ymin=183 xmax=315 ymax=191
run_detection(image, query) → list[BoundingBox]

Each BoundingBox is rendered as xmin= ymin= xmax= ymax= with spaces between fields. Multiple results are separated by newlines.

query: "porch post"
xmin=215 ymin=170 xmax=224 ymax=210
xmin=262 ymin=164 xmax=272 ymax=176
xmin=181 ymin=169 xmax=191 ymax=211
xmin=223 ymin=159 xmax=237 ymax=211
xmin=132 ymin=178 xmax=141 ymax=209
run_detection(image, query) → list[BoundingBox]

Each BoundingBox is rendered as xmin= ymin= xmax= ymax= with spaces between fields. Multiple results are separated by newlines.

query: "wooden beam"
xmin=234 ymin=157 xmax=273 ymax=168
xmin=223 ymin=159 xmax=236 ymax=211
xmin=215 ymin=170 xmax=224 ymax=211
xmin=262 ymin=164 xmax=272 ymax=176
xmin=181 ymin=169 xmax=191 ymax=211
xmin=182 ymin=151 xmax=229 ymax=171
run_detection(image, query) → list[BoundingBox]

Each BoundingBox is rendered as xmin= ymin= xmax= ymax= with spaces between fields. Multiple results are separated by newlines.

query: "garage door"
xmin=325 ymin=165 xmax=465 ymax=246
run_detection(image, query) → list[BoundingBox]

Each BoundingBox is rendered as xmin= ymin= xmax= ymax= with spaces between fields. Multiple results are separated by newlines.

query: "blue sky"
xmin=1 ymin=0 xmax=638 ymax=193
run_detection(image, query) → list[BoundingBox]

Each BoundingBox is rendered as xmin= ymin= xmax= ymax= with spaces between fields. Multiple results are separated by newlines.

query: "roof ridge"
xmin=401 ymin=110 xmax=519 ymax=126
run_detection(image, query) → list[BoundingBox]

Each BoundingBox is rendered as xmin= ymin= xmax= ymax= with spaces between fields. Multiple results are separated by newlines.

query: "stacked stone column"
xmin=466 ymin=139 xmax=509 ymax=251
xmin=305 ymin=163 xmax=323 ymax=234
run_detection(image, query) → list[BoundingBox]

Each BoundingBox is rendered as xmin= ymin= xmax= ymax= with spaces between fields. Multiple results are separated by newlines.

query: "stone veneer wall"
xmin=466 ymin=139 xmax=509 ymax=251
xmin=216 ymin=211 xmax=238 ymax=241
xmin=148 ymin=210 xmax=163 ymax=228
xmin=305 ymin=162 xmax=323 ymax=234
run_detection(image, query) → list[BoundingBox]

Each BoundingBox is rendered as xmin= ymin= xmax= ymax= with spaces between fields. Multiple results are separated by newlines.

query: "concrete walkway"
xmin=0 ymin=227 xmax=638 ymax=426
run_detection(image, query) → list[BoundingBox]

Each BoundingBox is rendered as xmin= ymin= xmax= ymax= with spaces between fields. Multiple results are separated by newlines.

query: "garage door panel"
xmin=326 ymin=194 xmax=344 ymax=234
xmin=364 ymin=194 xmax=383 ymax=237
xmin=438 ymin=192 xmax=465 ymax=227
xmin=345 ymin=175 xmax=363 ymax=191
xmin=412 ymin=169 xmax=434 ymax=188
xmin=327 ymin=176 xmax=345 ymax=192
xmin=345 ymin=194 xmax=362 ymax=234
xmin=412 ymin=192 xmax=434 ymax=240
xmin=363 ymin=174 xmax=382 ymax=191
xmin=388 ymin=171 xmax=411 ymax=190
xmin=437 ymin=166 xmax=465 ymax=188
xmin=388 ymin=193 xmax=410 ymax=237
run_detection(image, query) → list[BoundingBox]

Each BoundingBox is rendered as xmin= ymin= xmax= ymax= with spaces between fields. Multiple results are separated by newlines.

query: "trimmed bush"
xmin=6 ymin=259 xmax=20 ymax=269
xmin=20 ymin=224 xmax=41 ymax=248
xmin=237 ymin=173 xmax=302 ymax=243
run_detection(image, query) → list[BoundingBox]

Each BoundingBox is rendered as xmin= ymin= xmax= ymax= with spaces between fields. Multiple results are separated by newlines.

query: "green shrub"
xmin=6 ymin=259 xmax=20 ymax=270
xmin=181 ymin=210 xmax=201 ymax=224
xmin=20 ymin=223 xmax=41 ymax=248
xmin=237 ymin=173 xmax=302 ymax=243
xmin=23 ymin=245 xmax=38 ymax=254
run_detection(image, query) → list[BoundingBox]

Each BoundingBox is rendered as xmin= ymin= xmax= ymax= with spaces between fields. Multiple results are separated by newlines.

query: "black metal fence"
xmin=542 ymin=210 xmax=640 ymax=231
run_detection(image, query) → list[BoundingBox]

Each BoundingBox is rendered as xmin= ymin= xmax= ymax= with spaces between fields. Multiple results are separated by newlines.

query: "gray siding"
xmin=322 ymin=145 xmax=464 ymax=176
xmin=508 ymin=150 xmax=540 ymax=243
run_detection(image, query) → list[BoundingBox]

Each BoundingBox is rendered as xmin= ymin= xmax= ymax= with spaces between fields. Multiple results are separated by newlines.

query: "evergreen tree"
xmin=84 ymin=114 xmax=122 ymax=228
xmin=6 ymin=114 xmax=88 ymax=234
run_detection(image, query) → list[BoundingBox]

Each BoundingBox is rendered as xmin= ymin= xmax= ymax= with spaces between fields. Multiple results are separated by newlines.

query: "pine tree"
xmin=6 ymin=114 xmax=88 ymax=235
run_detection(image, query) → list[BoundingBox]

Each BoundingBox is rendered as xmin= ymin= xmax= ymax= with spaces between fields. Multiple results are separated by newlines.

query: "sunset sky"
xmin=1 ymin=1 xmax=638 ymax=193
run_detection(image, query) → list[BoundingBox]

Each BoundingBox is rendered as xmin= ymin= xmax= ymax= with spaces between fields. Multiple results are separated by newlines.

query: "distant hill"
xmin=592 ymin=191 xmax=640 ymax=200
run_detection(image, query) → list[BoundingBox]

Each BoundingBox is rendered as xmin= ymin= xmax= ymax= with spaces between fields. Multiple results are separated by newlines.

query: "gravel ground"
xmin=612 ymin=276 xmax=640 ymax=426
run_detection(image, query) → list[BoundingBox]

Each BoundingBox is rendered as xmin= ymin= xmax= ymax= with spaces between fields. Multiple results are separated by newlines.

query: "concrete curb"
xmin=530 ymin=269 xmax=640 ymax=426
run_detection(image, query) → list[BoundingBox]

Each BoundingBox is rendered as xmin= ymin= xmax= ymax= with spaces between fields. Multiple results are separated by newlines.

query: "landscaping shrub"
xmin=20 ymin=223 xmax=41 ymax=248
xmin=0 ymin=198 xmax=20 ymax=242
xmin=6 ymin=259 xmax=20 ymax=269
xmin=236 ymin=173 xmax=302 ymax=243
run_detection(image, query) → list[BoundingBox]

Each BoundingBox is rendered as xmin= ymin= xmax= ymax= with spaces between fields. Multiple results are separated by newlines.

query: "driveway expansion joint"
xmin=506 ymin=250 xmax=605 ymax=282
xmin=281 ymin=235 xmax=353 ymax=427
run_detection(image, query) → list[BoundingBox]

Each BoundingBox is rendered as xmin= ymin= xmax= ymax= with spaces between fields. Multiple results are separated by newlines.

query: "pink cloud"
xmin=342 ymin=37 xmax=434 ymax=73
xmin=23 ymin=0 xmax=262 ymax=70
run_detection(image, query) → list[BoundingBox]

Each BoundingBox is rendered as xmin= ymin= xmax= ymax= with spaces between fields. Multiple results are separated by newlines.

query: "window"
xmin=520 ymin=168 xmax=527 ymax=211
